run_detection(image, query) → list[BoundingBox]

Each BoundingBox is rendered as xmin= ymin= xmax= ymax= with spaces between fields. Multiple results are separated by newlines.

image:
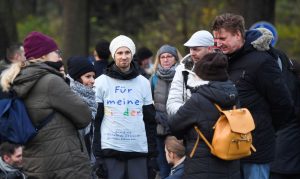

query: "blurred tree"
xmin=0 ymin=0 xmax=18 ymax=59
xmin=61 ymin=0 xmax=89 ymax=61
xmin=276 ymin=0 xmax=300 ymax=60
xmin=137 ymin=0 xmax=222 ymax=55
xmin=224 ymin=0 xmax=275 ymax=28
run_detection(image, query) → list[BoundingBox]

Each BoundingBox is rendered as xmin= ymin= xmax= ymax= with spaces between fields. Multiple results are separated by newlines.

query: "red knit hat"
xmin=24 ymin=31 xmax=58 ymax=59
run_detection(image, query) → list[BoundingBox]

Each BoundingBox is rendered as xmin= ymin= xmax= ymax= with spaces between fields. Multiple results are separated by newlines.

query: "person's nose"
xmin=91 ymin=78 xmax=95 ymax=84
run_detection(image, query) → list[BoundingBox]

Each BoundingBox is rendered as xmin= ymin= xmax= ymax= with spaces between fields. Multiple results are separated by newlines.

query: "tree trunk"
xmin=61 ymin=0 xmax=89 ymax=61
xmin=225 ymin=0 xmax=276 ymax=28
xmin=0 ymin=0 xmax=18 ymax=59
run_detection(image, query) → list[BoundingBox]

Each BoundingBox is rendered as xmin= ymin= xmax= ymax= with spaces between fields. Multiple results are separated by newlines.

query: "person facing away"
xmin=0 ymin=142 xmax=26 ymax=179
xmin=0 ymin=44 xmax=25 ymax=99
xmin=166 ymin=30 xmax=215 ymax=116
xmin=0 ymin=31 xmax=92 ymax=179
xmin=212 ymin=13 xmax=293 ymax=179
xmin=249 ymin=28 xmax=300 ymax=179
xmin=93 ymin=35 xmax=157 ymax=179
xmin=135 ymin=47 xmax=154 ymax=79
xmin=168 ymin=52 xmax=240 ymax=178
xmin=149 ymin=44 xmax=181 ymax=179
xmin=67 ymin=56 xmax=97 ymax=158
xmin=0 ymin=43 xmax=25 ymax=73
xmin=164 ymin=136 xmax=185 ymax=179
xmin=93 ymin=40 xmax=110 ymax=78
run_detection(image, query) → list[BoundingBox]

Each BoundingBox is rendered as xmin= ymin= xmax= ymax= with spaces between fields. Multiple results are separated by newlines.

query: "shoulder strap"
xmin=182 ymin=71 xmax=189 ymax=88
xmin=181 ymin=71 xmax=189 ymax=101
xmin=190 ymin=126 xmax=213 ymax=158
xmin=35 ymin=112 xmax=55 ymax=130
xmin=152 ymin=74 xmax=158 ymax=89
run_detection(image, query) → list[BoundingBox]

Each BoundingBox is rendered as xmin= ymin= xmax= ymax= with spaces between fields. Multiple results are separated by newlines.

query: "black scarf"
xmin=105 ymin=61 xmax=140 ymax=80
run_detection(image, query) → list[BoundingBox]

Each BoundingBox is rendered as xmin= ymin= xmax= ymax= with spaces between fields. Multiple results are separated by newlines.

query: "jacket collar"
xmin=104 ymin=61 xmax=140 ymax=80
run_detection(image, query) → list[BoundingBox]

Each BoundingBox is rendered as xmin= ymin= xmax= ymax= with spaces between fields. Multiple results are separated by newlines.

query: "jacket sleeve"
xmin=256 ymin=56 xmax=293 ymax=129
xmin=166 ymin=65 xmax=186 ymax=116
xmin=169 ymin=94 xmax=200 ymax=139
xmin=143 ymin=104 xmax=157 ymax=158
xmin=93 ymin=103 xmax=104 ymax=158
xmin=48 ymin=76 xmax=92 ymax=129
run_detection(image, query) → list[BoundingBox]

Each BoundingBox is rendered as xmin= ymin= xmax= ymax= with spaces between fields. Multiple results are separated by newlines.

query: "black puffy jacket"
xmin=169 ymin=81 xmax=240 ymax=179
xmin=227 ymin=31 xmax=293 ymax=164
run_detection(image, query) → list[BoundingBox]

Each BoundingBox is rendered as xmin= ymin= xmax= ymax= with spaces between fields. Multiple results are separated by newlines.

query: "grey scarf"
xmin=0 ymin=158 xmax=26 ymax=179
xmin=70 ymin=80 xmax=97 ymax=119
xmin=156 ymin=64 xmax=177 ymax=82
xmin=70 ymin=80 xmax=97 ymax=135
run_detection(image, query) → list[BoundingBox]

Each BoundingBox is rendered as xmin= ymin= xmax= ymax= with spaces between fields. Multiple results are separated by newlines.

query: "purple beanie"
xmin=24 ymin=31 xmax=58 ymax=60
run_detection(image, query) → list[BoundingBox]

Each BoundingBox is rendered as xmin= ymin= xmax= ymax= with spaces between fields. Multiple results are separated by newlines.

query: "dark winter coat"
xmin=227 ymin=31 xmax=293 ymax=164
xmin=169 ymin=81 xmax=240 ymax=179
xmin=12 ymin=62 xmax=92 ymax=179
xmin=268 ymin=48 xmax=300 ymax=174
xmin=93 ymin=61 xmax=157 ymax=159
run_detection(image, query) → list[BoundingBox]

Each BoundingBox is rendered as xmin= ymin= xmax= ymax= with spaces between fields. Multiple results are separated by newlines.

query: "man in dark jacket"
xmin=0 ymin=142 xmax=26 ymax=179
xmin=93 ymin=35 xmax=156 ymax=179
xmin=212 ymin=13 xmax=293 ymax=179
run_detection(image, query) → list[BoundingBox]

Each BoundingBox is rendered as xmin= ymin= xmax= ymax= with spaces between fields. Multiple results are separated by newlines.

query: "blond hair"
xmin=1 ymin=58 xmax=46 ymax=92
xmin=153 ymin=48 xmax=182 ymax=73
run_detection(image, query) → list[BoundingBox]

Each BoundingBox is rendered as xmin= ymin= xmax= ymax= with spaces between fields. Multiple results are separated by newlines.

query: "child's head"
xmin=165 ymin=136 xmax=185 ymax=166
xmin=67 ymin=56 xmax=96 ymax=87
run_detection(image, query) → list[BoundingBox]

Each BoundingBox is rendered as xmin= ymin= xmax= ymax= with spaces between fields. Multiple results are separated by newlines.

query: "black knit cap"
xmin=95 ymin=40 xmax=110 ymax=59
xmin=67 ymin=56 xmax=95 ymax=81
xmin=194 ymin=52 xmax=229 ymax=81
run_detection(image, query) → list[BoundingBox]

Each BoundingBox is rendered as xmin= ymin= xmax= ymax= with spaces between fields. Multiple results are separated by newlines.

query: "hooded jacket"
xmin=169 ymin=81 xmax=240 ymax=179
xmin=243 ymin=29 xmax=300 ymax=173
xmin=166 ymin=54 xmax=208 ymax=116
xmin=226 ymin=30 xmax=293 ymax=164
xmin=10 ymin=62 xmax=92 ymax=178
xmin=93 ymin=61 xmax=156 ymax=159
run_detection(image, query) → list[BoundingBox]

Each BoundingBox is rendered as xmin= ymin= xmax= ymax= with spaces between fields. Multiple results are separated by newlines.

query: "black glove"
xmin=93 ymin=158 xmax=108 ymax=179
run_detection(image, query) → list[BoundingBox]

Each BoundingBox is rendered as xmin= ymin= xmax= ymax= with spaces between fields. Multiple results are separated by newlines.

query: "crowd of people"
xmin=0 ymin=12 xmax=299 ymax=179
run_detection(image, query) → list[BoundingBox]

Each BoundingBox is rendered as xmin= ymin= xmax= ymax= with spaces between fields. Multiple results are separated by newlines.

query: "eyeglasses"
xmin=160 ymin=55 xmax=174 ymax=60
xmin=55 ymin=50 xmax=63 ymax=57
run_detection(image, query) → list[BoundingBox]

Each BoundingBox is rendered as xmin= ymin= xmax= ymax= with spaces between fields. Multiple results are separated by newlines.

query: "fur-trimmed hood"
xmin=246 ymin=27 xmax=273 ymax=51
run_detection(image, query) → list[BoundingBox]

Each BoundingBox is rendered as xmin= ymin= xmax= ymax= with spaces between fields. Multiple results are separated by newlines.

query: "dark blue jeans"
xmin=156 ymin=136 xmax=171 ymax=178
xmin=242 ymin=163 xmax=270 ymax=179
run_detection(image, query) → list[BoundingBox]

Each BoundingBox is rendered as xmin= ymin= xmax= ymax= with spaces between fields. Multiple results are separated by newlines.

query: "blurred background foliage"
xmin=1 ymin=0 xmax=300 ymax=61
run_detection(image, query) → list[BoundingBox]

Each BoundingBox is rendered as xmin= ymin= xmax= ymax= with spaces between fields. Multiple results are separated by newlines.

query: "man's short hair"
xmin=165 ymin=136 xmax=185 ymax=158
xmin=0 ymin=142 xmax=22 ymax=158
xmin=95 ymin=40 xmax=110 ymax=60
xmin=212 ymin=13 xmax=245 ymax=39
xmin=6 ymin=43 xmax=23 ymax=60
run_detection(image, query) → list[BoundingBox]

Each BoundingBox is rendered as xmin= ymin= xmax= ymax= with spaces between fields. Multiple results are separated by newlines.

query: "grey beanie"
xmin=157 ymin=44 xmax=178 ymax=61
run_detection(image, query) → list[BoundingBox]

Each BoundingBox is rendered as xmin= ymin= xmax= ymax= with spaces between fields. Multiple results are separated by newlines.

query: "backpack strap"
xmin=150 ymin=74 xmax=158 ymax=90
xmin=35 ymin=112 xmax=55 ymax=130
xmin=182 ymin=71 xmax=189 ymax=101
xmin=190 ymin=126 xmax=213 ymax=158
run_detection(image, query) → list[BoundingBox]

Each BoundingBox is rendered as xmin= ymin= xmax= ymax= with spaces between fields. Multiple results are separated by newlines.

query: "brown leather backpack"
xmin=190 ymin=104 xmax=256 ymax=160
